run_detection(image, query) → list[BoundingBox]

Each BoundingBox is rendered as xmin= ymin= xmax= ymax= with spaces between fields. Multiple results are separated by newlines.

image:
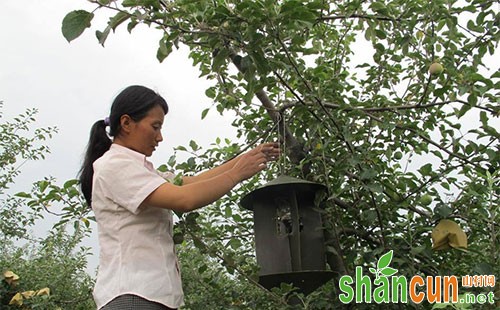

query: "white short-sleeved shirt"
xmin=92 ymin=144 xmax=184 ymax=309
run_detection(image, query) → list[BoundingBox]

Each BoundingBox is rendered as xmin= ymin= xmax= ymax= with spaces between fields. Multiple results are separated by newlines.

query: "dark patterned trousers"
xmin=100 ymin=294 xmax=176 ymax=310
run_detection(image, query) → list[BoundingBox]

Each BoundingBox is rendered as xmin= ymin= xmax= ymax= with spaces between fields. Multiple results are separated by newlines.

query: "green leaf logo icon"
xmin=372 ymin=250 xmax=398 ymax=280
xmin=377 ymin=250 xmax=393 ymax=269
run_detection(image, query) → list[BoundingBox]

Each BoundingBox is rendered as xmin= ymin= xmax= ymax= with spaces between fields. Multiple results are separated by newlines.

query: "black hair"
xmin=79 ymin=85 xmax=169 ymax=207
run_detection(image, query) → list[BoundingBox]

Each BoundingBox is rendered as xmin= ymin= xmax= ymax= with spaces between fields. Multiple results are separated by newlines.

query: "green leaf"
xmin=467 ymin=93 xmax=478 ymax=106
xmin=68 ymin=187 xmax=80 ymax=198
xmin=440 ymin=182 xmax=450 ymax=190
xmin=419 ymin=163 xmax=433 ymax=176
xmin=227 ymin=238 xmax=242 ymax=250
xmin=198 ymin=264 xmax=208 ymax=274
xmin=63 ymin=179 xmax=79 ymax=189
xmin=109 ymin=11 xmax=130 ymax=31
xmin=96 ymin=27 xmax=111 ymax=46
xmin=127 ymin=20 xmax=139 ymax=33
xmin=97 ymin=11 xmax=128 ymax=46
xmin=232 ymin=213 xmax=242 ymax=222
xmin=363 ymin=182 xmax=384 ymax=193
xmin=205 ymin=87 xmax=216 ymax=99
xmin=213 ymin=49 xmax=230 ymax=72
xmin=122 ymin=0 xmax=157 ymax=6
xmin=374 ymin=43 xmax=385 ymax=53
xmin=456 ymin=104 xmax=471 ymax=118
xmin=380 ymin=267 xmax=398 ymax=277
xmin=375 ymin=30 xmax=387 ymax=40
xmin=15 ymin=192 xmax=32 ymax=198
xmin=189 ymin=140 xmax=199 ymax=151
xmin=362 ymin=209 xmax=377 ymax=222
xmin=370 ymin=2 xmax=388 ymax=15
xmin=434 ymin=204 xmax=452 ymax=218
xmin=157 ymin=37 xmax=173 ymax=63
xmin=224 ymin=205 xmax=232 ymax=218
xmin=360 ymin=168 xmax=377 ymax=180
xmin=38 ymin=180 xmax=50 ymax=193
xmin=377 ymin=250 xmax=393 ymax=269
xmin=62 ymin=10 xmax=94 ymax=42
xmin=479 ymin=111 xmax=488 ymax=126
xmin=201 ymin=108 xmax=209 ymax=120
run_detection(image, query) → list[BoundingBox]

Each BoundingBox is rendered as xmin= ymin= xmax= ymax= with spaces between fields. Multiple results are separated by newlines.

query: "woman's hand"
xmin=227 ymin=142 xmax=280 ymax=183
xmin=259 ymin=142 xmax=281 ymax=162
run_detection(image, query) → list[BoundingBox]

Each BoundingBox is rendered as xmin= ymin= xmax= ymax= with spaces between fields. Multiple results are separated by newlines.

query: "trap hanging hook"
xmin=277 ymin=110 xmax=288 ymax=176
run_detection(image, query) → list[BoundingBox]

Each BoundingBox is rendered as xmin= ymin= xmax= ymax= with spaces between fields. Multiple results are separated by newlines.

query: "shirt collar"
xmin=109 ymin=143 xmax=153 ymax=169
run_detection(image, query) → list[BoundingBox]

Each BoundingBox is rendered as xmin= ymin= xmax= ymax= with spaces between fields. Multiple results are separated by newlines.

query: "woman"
xmin=80 ymin=85 xmax=279 ymax=309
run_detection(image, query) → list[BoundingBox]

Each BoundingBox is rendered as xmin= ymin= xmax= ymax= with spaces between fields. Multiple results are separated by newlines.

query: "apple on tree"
xmin=429 ymin=62 xmax=444 ymax=76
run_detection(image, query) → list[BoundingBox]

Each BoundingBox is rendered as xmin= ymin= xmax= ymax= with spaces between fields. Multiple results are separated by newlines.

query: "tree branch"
xmin=337 ymin=227 xmax=381 ymax=246
xmin=318 ymin=13 xmax=426 ymax=23
xmin=279 ymin=99 xmax=497 ymax=114
xmin=227 ymin=51 xmax=309 ymax=171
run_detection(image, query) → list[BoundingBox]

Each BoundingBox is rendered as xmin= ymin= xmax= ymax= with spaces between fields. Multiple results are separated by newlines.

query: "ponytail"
xmin=79 ymin=119 xmax=112 ymax=206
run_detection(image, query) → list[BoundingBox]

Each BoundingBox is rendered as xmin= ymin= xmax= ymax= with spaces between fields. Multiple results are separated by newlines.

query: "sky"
xmin=1 ymin=1 xmax=238 ymax=272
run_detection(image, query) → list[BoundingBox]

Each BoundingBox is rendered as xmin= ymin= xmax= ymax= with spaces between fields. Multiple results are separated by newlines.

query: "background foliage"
xmin=0 ymin=106 xmax=94 ymax=309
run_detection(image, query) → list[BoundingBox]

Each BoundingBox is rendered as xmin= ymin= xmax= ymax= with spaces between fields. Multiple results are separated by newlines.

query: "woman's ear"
xmin=119 ymin=114 xmax=133 ymax=134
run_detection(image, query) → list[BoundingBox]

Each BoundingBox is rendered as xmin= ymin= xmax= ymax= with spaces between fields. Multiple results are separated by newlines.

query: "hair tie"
xmin=104 ymin=117 xmax=110 ymax=126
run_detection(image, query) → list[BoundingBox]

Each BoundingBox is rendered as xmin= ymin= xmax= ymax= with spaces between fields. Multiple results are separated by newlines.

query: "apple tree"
xmin=63 ymin=0 xmax=499 ymax=308
xmin=0 ymin=104 xmax=95 ymax=309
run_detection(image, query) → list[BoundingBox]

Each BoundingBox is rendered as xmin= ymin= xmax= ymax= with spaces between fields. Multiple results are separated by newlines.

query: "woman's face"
xmin=127 ymin=104 xmax=165 ymax=156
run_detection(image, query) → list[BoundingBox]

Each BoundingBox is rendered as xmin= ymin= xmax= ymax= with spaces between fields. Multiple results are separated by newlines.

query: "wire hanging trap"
xmin=240 ymin=110 xmax=334 ymax=296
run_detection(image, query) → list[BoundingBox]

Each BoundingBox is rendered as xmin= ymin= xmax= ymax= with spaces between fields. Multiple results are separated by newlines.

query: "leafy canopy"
xmin=0 ymin=104 xmax=94 ymax=309
xmin=62 ymin=0 xmax=498 ymax=308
